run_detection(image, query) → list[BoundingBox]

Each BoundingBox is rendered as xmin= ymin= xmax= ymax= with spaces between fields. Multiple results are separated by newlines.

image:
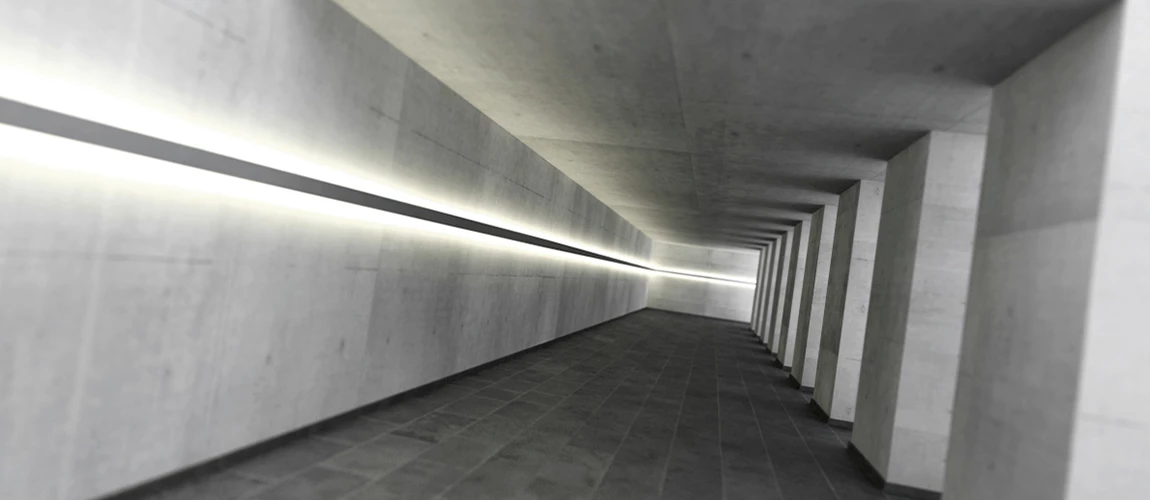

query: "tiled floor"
xmin=125 ymin=310 xmax=900 ymax=500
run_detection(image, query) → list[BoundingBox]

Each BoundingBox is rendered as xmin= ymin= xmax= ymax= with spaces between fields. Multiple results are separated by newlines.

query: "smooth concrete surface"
xmin=755 ymin=241 xmax=775 ymax=335
xmin=945 ymin=4 xmax=1150 ymax=499
xmin=109 ymin=310 xmax=904 ymax=500
xmin=757 ymin=241 xmax=779 ymax=340
xmin=646 ymin=241 xmax=758 ymax=322
xmin=0 ymin=2 xmax=649 ymax=499
xmin=0 ymin=2 xmax=1139 ymax=499
xmin=767 ymin=229 xmax=793 ymax=351
xmin=792 ymin=206 xmax=837 ymax=389
xmin=750 ymin=246 xmax=769 ymax=331
xmin=749 ymin=250 xmax=762 ymax=327
xmin=338 ymin=0 xmax=1107 ymax=247
xmin=814 ymin=180 xmax=884 ymax=423
xmin=851 ymin=131 xmax=986 ymax=494
xmin=778 ymin=221 xmax=811 ymax=368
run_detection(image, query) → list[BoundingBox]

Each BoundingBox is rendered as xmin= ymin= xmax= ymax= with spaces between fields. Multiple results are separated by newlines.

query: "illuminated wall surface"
xmin=0 ymin=1 xmax=755 ymax=499
xmin=647 ymin=242 xmax=759 ymax=322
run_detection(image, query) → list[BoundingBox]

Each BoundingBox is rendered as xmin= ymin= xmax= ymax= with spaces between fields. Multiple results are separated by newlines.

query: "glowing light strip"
xmin=0 ymin=97 xmax=754 ymax=288
xmin=0 ymin=70 xmax=756 ymax=285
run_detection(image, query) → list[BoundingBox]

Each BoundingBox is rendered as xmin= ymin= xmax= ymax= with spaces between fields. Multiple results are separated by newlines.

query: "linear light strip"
xmin=0 ymin=97 xmax=753 ymax=287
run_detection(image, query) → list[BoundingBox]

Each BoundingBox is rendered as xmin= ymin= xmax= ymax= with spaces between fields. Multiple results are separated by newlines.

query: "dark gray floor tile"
xmin=248 ymin=467 xmax=365 ymax=500
xmin=361 ymin=399 xmax=441 ymax=424
xmin=457 ymin=414 xmax=528 ymax=447
xmin=496 ymin=430 xmax=571 ymax=465
xmin=532 ymin=360 xmax=569 ymax=372
xmin=312 ymin=417 xmax=395 ymax=445
xmin=322 ymin=434 xmax=431 ymax=476
xmin=591 ymin=463 xmax=663 ymax=500
xmin=450 ymin=377 xmax=494 ymax=390
xmin=137 ymin=470 xmax=267 ymax=500
xmin=231 ymin=438 xmax=349 ymax=480
xmin=516 ymin=477 xmax=595 ymax=500
xmin=129 ymin=312 xmax=895 ymax=500
xmin=555 ymin=398 xmax=600 ymax=419
xmin=585 ymin=408 xmax=640 ymax=431
xmin=536 ymin=445 xmax=614 ymax=491
xmin=443 ymin=458 xmax=538 ymax=500
xmin=771 ymin=462 xmax=840 ymax=500
xmin=611 ymin=438 xmax=670 ymax=470
xmin=493 ymin=400 xmax=551 ymax=422
xmin=494 ymin=377 xmax=539 ymax=393
xmin=724 ymin=469 xmax=784 ymax=500
xmin=439 ymin=396 xmax=507 ymax=419
xmin=476 ymin=387 xmax=521 ymax=401
xmin=536 ymin=380 xmax=585 ymax=396
xmin=662 ymin=451 xmax=723 ymax=500
xmin=392 ymin=412 xmax=477 ymax=443
xmin=529 ymin=411 xmax=589 ymax=437
xmin=567 ymin=426 xmax=627 ymax=457
xmin=418 ymin=436 xmax=501 ymax=469
xmin=518 ymin=390 xmax=566 ymax=407
xmin=411 ymin=385 xmax=474 ymax=406
xmin=514 ymin=368 xmax=555 ymax=383
xmin=347 ymin=459 xmax=468 ymax=500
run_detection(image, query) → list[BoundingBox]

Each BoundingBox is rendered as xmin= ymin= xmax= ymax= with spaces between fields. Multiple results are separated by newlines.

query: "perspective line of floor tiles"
xmin=124 ymin=309 xmax=906 ymax=500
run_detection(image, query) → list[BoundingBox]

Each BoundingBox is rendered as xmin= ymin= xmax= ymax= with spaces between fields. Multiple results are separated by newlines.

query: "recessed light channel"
xmin=0 ymin=96 xmax=754 ymax=288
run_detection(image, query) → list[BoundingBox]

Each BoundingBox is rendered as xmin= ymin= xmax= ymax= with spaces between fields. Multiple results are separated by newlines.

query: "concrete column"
xmin=767 ymin=228 xmax=793 ymax=352
xmin=750 ymin=244 xmax=770 ymax=331
xmin=849 ymin=131 xmax=986 ymax=496
xmin=778 ymin=221 xmax=811 ymax=368
xmin=813 ymin=179 xmax=883 ymax=425
xmin=792 ymin=205 xmax=837 ymax=390
xmin=754 ymin=241 xmax=775 ymax=339
xmin=945 ymin=4 xmax=1150 ymax=499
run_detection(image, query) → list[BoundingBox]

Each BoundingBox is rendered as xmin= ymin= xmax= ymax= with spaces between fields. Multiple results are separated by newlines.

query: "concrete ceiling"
xmin=339 ymin=0 xmax=1109 ymax=249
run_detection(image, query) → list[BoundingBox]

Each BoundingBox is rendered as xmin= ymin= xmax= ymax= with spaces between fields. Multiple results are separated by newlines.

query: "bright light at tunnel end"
xmin=0 ymin=70 xmax=756 ymax=289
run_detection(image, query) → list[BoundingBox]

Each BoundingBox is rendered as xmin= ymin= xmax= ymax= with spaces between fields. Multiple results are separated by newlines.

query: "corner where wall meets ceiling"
xmin=336 ymin=0 xmax=1109 ymax=249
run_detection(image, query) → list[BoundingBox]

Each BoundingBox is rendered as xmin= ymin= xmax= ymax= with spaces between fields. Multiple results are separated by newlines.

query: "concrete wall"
xmin=793 ymin=206 xmax=837 ymax=388
xmin=852 ymin=131 xmax=985 ymax=493
xmin=646 ymin=241 xmax=758 ymax=322
xmin=0 ymin=2 xmax=650 ymax=499
xmin=945 ymin=4 xmax=1150 ymax=499
xmin=814 ymin=180 xmax=883 ymax=423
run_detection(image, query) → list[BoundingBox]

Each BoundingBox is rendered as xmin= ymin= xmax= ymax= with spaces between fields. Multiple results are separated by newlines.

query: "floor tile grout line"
xmin=426 ymin=339 xmax=646 ymax=500
xmin=552 ymin=347 xmax=650 ymax=498
xmin=656 ymin=339 xmax=696 ymax=497
xmin=314 ymin=341 xmax=612 ymax=500
xmin=756 ymin=360 xmax=846 ymax=500
xmin=714 ymin=342 xmax=730 ymax=500
xmin=735 ymin=350 xmax=787 ymax=500
xmin=584 ymin=345 xmax=677 ymax=499
xmin=424 ymin=341 xmax=641 ymax=500
xmin=236 ymin=369 xmax=509 ymax=499
xmin=142 ymin=312 xmax=889 ymax=500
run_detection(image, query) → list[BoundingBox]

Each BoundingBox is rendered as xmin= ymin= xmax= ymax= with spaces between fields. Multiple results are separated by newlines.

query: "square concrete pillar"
xmin=778 ymin=221 xmax=811 ymax=368
xmin=813 ymin=179 xmax=883 ymax=425
xmin=792 ymin=205 xmax=837 ymax=390
xmin=945 ymin=4 xmax=1150 ymax=499
xmin=849 ymin=131 xmax=986 ymax=497
xmin=750 ymin=246 xmax=767 ymax=329
xmin=755 ymin=241 xmax=777 ymax=340
xmin=767 ymin=228 xmax=794 ymax=352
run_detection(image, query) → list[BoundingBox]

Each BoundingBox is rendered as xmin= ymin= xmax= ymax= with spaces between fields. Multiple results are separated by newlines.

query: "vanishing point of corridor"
xmin=124 ymin=310 xmax=888 ymax=500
